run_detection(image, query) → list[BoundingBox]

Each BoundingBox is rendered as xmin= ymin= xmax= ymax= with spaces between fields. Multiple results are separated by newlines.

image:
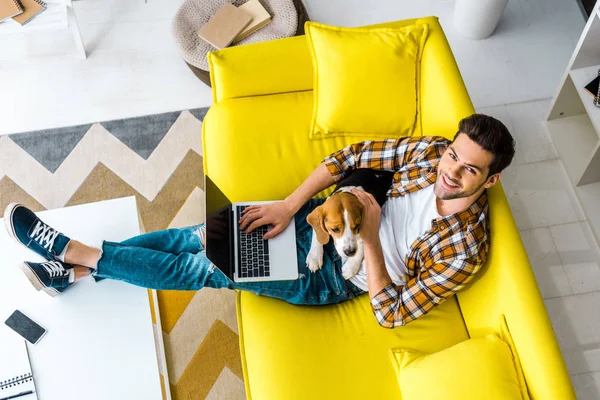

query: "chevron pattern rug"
xmin=0 ymin=109 xmax=246 ymax=399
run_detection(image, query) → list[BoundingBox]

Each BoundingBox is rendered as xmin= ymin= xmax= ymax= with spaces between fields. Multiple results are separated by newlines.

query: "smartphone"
xmin=4 ymin=310 xmax=47 ymax=345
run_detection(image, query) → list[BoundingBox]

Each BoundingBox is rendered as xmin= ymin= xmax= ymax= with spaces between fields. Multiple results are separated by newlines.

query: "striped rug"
xmin=0 ymin=109 xmax=245 ymax=399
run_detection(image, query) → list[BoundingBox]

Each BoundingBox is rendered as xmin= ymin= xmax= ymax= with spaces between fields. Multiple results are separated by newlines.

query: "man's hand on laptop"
xmin=239 ymin=201 xmax=294 ymax=240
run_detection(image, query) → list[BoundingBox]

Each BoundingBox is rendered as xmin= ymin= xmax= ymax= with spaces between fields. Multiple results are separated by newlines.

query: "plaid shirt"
xmin=324 ymin=136 xmax=489 ymax=328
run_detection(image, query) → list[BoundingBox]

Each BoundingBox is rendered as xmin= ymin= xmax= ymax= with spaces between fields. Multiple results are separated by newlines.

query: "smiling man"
xmin=5 ymin=114 xmax=514 ymax=330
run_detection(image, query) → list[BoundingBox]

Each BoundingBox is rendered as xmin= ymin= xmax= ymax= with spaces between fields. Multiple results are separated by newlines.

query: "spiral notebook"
xmin=0 ymin=0 xmax=24 ymax=22
xmin=0 ymin=327 xmax=37 ymax=400
xmin=12 ymin=0 xmax=46 ymax=26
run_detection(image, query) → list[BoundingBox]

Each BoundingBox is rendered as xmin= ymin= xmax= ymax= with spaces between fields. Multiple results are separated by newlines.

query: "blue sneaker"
xmin=4 ymin=203 xmax=71 ymax=262
xmin=19 ymin=260 xmax=74 ymax=297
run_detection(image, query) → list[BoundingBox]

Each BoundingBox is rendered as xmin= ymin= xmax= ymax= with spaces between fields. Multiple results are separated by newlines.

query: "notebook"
xmin=234 ymin=0 xmax=271 ymax=42
xmin=584 ymin=75 xmax=600 ymax=97
xmin=0 ymin=327 xmax=37 ymax=399
xmin=0 ymin=0 xmax=23 ymax=23
xmin=12 ymin=0 xmax=46 ymax=25
xmin=198 ymin=3 xmax=252 ymax=49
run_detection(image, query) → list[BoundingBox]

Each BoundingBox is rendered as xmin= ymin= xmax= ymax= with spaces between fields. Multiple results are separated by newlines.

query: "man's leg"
xmin=7 ymin=202 xmax=366 ymax=303
xmin=65 ymin=224 xmax=207 ymax=283
xmin=65 ymin=236 xmax=230 ymax=291
xmin=65 ymin=224 xmax=206 ymax=262
xmin=4 ymin=201 xmax=217 ymax=292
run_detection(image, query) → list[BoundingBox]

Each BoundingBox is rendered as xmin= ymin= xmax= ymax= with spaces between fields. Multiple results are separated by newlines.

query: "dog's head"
xmin=307 ymin=192 xmax=363 ymax=257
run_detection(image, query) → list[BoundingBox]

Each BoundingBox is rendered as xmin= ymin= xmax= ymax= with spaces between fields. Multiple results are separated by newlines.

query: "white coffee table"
xmin=0 ymin=197 xmax=165 ymax=400
xmin=0 ymin=0 xmax=86 ymax=58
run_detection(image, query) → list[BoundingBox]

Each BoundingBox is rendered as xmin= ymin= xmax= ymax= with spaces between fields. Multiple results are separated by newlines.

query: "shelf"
xmin=569 ymin=65 xmax=600 ymax=136
xmin=0 ymin=4 xmax=67 ymax=35
xmin=547 ymin=0 xmax=600 ymax=251
xmin=546 ymin=115 xmax=600 ymax=186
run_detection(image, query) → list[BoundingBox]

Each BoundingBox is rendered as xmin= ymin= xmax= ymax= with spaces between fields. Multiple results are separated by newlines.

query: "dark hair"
xmin=454 ymin=114 xmax=515 ymax=177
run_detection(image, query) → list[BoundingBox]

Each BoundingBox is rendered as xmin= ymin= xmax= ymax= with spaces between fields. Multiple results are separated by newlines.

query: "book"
xmin=584 ymin=75 xmax=600 ymax=97
xmin=12 ymin=0 xmax=46 ymax=25
xmin=0 ymin=327 xmax=37 ymax=399
xmin=0 ymin=0 xmax=23 ymax=23
xmin=233 ymin=0 xmax=271 ymax=42
xmin=198 ymin=3 xmax=252 ymax=49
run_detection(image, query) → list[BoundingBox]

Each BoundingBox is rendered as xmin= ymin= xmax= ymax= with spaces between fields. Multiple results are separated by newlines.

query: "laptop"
xmin=204 ymin=176 xmax=299 ymax=282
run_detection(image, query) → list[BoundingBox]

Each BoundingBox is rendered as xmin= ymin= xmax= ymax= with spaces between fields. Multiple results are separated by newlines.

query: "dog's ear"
xmin=348 ymin=196 xmax=364 ymax=231
xmin=307 ymin=207 xmax=330 ymax=245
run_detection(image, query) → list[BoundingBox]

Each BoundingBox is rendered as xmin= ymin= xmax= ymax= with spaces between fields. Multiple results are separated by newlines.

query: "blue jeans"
xmin=93 ymin=199 xmax=367 ymax=306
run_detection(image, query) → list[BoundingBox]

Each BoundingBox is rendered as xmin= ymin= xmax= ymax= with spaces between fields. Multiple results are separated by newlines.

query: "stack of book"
xmin=198 ymin=0 xmax=272 ymax=49
xmin=0 ymin=0 xmax=47 ymax=26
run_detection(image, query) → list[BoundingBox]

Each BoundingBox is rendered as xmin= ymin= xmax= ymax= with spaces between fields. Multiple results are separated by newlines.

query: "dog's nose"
xmin=343 ymin=248 xmax=356 ymax=257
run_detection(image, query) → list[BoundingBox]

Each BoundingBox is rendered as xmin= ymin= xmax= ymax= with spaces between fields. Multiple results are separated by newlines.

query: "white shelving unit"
xmin=547 ymin=2 xmax=600 ymax=244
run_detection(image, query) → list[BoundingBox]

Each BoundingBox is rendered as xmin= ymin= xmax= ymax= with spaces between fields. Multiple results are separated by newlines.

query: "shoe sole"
xmin=18 ymin=262 xmax=60 ymax=298
xmin=4 ymin=202 xmax=21 ymax=244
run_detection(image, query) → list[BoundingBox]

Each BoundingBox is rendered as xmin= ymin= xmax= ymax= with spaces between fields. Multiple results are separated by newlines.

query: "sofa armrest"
xmin=456 ymin=184 xmax=576 ymax=400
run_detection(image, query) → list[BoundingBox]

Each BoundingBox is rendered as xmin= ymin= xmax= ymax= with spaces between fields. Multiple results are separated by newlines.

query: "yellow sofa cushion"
xmin=305 ymin=21 xmax=429 ymax=140
xmin=390 ymin=315 xmax=530 ymax=400
xmin=237 ymin=292 xmax=469 ymax=400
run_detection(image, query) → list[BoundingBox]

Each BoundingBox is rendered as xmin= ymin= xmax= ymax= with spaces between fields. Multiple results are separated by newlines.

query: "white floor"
xmin=1 ymin=0 xmax=600 ymax=397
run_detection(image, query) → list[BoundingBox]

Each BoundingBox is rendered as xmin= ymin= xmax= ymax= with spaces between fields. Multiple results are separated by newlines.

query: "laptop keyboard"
xmin=237 ymin=206 xmax=270 ymax=278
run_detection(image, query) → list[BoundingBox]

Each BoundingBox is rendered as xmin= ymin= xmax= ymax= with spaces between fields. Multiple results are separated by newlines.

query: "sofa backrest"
xmin=208 ymin=16 xmax=474 ymax=139
xmin=207 ymin=17 xmax=575 ymax=399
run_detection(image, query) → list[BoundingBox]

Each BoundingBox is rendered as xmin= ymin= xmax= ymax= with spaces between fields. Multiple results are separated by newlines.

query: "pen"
xmin=0 ymin=390 xmax=34 ymax=400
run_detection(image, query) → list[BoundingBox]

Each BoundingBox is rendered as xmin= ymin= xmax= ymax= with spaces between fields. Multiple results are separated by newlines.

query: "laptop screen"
xmin=204 ymin=176 xmax=233 ymax=277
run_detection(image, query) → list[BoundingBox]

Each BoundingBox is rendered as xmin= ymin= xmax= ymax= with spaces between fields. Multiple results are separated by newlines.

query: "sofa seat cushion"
xmin=202 ymin=90 xmax=451 ymax=202
xmin=237 ymin=291 xmax=469 ymax=400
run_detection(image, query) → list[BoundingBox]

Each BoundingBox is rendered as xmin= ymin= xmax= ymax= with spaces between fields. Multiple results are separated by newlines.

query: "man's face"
xmin=434 ymin=133 xmax=497 ymax=200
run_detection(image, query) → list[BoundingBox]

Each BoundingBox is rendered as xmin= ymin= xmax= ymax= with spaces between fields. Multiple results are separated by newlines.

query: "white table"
xmin=0 ymin=197 xmax=164 ymax=400
xmin=0 ymin=0 xmax=86 ymax=58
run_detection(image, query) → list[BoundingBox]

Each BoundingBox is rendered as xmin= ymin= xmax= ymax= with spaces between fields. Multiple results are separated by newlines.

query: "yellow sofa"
xmin=202 ymin=16 xmax=576 ymax=400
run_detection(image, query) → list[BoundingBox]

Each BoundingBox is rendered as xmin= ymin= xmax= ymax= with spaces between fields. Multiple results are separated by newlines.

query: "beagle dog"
xmin=306 ymin=169 xmax=394 ymax=279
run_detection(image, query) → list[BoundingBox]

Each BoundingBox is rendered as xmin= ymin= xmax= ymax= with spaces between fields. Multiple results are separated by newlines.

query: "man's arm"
xmin=363 ymin=239 xmax=393 ymax=299
xmin=370 ymin=256 xmax=484 ymax=329
xmin=240 ymin=163 xmax=334 ymax=238
xmin=284 ymin=163 xmax=335 ymax=215
xmin=349 ymin=189 xmax=393 ymax=298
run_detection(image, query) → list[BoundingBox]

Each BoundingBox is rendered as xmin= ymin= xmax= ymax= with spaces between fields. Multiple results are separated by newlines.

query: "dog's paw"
xmin=306 ymin=246 xmax=324 ymax=272
xmin=342 ymin=258 xmax=362 ymax=280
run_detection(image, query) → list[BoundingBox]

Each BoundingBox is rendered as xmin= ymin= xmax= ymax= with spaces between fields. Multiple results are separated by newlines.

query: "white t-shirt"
xmin=349 ymin=184 xmax=441 ymax=291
